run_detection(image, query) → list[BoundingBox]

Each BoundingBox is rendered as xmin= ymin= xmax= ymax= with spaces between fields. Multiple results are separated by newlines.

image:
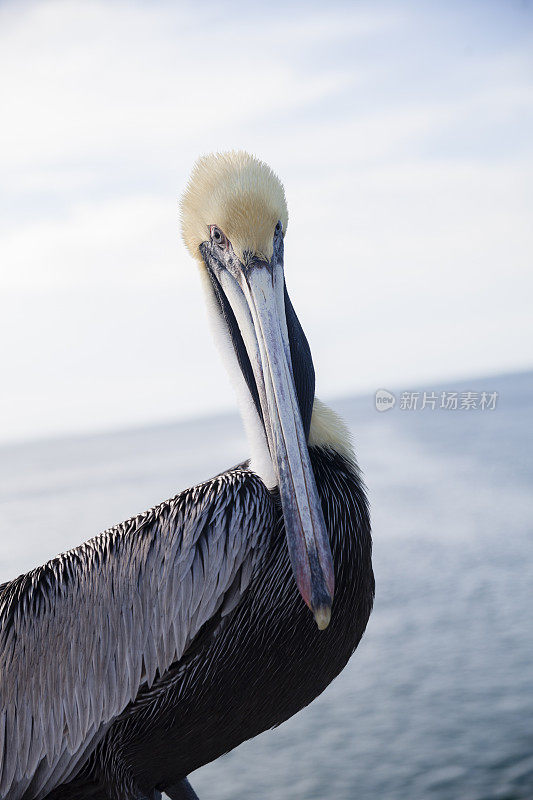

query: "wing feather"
xmin=0 ymin=467 xmax=273 ymax=799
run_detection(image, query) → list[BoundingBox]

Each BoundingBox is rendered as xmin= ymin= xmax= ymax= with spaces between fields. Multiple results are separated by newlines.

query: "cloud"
xmin=0 ymin=1 xmax=382 ymax=175
xmin=1 ymin=195 xmax=182 ymax=288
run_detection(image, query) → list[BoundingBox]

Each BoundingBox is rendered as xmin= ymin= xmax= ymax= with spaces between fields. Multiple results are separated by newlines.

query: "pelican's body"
xmin=0 ymin=153 xmax=374 ymax=800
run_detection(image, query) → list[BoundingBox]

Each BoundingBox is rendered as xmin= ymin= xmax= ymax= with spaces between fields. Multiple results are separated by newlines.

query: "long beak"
xmin=216 ymin=257 xmax=335 ymax=629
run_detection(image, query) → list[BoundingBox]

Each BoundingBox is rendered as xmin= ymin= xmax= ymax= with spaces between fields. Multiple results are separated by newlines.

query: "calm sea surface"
xmin=1 ymin=372 xmax=532 ymax=800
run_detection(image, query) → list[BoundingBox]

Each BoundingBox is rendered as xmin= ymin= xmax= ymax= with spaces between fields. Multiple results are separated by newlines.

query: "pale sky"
xmin=1 ymin=0 xmax=532 ymax=443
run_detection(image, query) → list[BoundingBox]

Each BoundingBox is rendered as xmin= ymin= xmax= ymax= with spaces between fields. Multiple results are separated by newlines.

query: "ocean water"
xmin=0 ymin=371 xmax=532 ymax=800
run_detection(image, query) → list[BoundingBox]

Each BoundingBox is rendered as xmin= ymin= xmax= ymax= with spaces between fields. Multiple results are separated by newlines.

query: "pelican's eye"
xmin=210 ymin=226 xmax=228 ymax=249
xmin=275 ymin=220 xmax=282 ymax=236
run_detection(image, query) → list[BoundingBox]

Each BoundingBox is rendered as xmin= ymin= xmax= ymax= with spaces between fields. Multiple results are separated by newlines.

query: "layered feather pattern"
xmin=0 ymin=467 xmax=273 ymax=800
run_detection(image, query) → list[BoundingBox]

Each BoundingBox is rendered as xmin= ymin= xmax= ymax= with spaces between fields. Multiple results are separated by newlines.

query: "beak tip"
xmin=313 ymin=604 xmax=332 ymax=631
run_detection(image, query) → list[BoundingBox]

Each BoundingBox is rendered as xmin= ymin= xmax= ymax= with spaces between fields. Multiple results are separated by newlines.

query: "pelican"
xmin=0 ymin=152 xmax=374 ymax=800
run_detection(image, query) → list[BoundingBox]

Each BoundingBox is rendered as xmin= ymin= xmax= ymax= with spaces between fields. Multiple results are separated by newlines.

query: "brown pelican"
xmin=0 ymin=152 xmax=373 ymax=800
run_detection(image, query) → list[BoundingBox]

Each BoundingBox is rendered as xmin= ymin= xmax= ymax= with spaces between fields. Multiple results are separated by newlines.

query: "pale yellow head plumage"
xmin=181 ymin=151 xmax=289 ymax=264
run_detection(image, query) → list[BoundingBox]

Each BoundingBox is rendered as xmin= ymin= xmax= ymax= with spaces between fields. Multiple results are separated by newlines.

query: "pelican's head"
xmin=181 ymin=151 xmax=334 ymax=630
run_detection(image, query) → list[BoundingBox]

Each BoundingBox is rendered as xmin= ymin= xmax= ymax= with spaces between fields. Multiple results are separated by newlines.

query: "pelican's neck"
xmin=199 ymin=265 xmax=354 ymax=485
xmin=308 ymin=398 xmax=356 ymax=467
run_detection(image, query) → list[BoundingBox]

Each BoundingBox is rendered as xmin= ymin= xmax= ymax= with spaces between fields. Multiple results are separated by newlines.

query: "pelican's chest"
xmin=95 ymin=449 xmax=373 ymax=791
